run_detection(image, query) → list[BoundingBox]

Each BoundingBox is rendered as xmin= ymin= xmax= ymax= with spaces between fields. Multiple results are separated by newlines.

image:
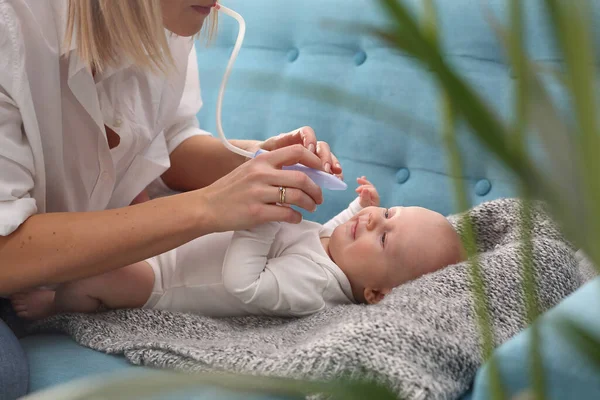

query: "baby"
xmin=12 ymin=177 xmax=465 ymax=319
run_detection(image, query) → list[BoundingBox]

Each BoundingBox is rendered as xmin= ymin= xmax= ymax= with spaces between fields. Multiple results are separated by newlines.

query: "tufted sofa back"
xmin=193 ymin=0 xmax=595 ymax=223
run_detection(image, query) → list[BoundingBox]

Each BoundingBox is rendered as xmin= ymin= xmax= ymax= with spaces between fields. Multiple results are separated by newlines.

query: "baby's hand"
xmin=356 ymin=176 xmax=380 ymax=208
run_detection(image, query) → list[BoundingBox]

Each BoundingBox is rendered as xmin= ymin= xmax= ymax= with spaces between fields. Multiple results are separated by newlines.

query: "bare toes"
xmin=10 ymin=289 xmax=57 ymax=321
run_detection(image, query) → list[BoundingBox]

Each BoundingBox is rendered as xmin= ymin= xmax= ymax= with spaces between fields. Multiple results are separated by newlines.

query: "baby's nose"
xmin=366 ymin=212 xmax=379 ymax=231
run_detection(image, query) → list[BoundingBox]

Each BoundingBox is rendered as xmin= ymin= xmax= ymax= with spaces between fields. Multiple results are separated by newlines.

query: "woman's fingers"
xmin=330 ymin=153 xmax=343 ymax=179
xmin=261 ymin=130 xmax=303 ymax=152
xmin=261 ymin=127 xmax=317 ymax=155
xmin=297 ymin=126 xmax=317 ymax=154
xmin=260 ymin=144 xmax=322 ymax=171
xmin=262 ymin=204 xmax=303 ymax=224
xmin=200 ymin=139 xmax=336 ymax=232
xmin=260 ymin=127 xmax=344 ymax=178
xmin=265 ymin=169 xmax=322 ymax=209
xmin=316 ymin=141 xmax=334 ymax=173
xmin=251 ymin=149 xmax=324 ymax=208
xmin=270 ymin=186 xmax=317 ymax=212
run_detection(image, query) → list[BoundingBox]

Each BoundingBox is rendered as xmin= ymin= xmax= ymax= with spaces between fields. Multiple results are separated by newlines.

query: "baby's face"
xmin=329 ymin=206 xmax=464 ymax=303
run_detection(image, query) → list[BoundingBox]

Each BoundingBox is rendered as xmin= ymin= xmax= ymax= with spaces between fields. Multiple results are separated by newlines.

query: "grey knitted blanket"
xmin=28 ymin=199 xmax=587 ymax=400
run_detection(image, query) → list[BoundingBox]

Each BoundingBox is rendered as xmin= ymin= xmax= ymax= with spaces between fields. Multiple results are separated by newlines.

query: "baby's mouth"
xmin=351 ymin=219 xmax=358 ymax=240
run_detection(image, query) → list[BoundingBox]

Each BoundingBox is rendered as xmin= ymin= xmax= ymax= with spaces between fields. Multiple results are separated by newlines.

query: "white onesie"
xmin=143 ymin=199 xmax=363 ymax=317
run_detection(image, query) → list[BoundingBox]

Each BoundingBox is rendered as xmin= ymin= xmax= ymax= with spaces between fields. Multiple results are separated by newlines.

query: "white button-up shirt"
xmin=0 ymin=0 xmax=210 ymax=236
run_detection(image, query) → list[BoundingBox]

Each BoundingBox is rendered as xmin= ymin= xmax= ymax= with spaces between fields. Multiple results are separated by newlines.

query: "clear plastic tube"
xmin=214 ymin=4 xmax=254 ymax=159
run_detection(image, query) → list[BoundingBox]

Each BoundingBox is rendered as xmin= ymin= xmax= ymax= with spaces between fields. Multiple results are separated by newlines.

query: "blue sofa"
xmin=19 ymin=0 xmax=600 ymax=398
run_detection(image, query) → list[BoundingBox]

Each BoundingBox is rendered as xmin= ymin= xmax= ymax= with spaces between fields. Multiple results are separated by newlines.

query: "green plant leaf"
xmin=427 ymin=1 xmax=504 ymax=397
xmin=480 ymin=0 xmax=591 ymax=256
xmin=21 ymin=370 xmax=398 ymax=400
xmin=553 ymin=317 xmax=600 ymax=372
xmin=542 ymin=0 xmax=600 ymax=266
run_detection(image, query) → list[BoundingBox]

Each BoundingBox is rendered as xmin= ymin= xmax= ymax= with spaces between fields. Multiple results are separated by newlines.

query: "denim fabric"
xmin=0 ymin=308 xmax=28 ymax=399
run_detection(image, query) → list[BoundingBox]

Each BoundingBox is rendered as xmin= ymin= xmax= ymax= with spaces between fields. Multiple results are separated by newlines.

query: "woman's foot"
xmin=10 ymin=290 xmax=57 ymax=320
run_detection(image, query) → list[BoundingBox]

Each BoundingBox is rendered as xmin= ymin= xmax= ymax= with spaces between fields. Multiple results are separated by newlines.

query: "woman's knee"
xmin=0 ymin=319 xmax=29 ymax=399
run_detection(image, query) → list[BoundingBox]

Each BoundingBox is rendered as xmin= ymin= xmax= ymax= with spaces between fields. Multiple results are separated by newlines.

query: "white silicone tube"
xmin=214 ymin=4 xmax=253 ymax=159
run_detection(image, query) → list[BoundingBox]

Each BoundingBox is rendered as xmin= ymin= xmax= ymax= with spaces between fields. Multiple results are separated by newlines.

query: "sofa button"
xmin=287 ymin=48 xmax=300 ymax=62
xmin=354 ymin=50 xmax=367 ymax=66
xmin=475 ymin=179 xmax=492 ymax=196
xmin=396 ymin=168 xmax=410 ymax=184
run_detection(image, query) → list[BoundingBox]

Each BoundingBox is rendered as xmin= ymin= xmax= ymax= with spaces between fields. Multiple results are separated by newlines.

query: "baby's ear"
xmin=363 ymin=288 xmax=391 ymax=304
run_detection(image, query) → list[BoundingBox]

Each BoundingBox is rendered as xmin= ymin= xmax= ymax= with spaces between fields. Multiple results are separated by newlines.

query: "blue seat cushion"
xmin=471 ymin=277 xmax=600 ymax=399
xmin=21 ymin=332 xmax=477 ymax=398
xmin=21 ymin=334 xmax=139 ymax=393
xmin=21 ymin=334 xmax=297 ymax=399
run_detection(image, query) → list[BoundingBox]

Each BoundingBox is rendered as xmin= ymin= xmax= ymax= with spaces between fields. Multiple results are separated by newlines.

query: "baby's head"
xmin=328 ymin=206 xmax=465 ymax=304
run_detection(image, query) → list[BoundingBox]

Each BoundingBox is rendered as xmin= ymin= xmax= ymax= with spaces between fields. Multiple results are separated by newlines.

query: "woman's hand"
xmin=257 ymin=126 xmax=344 ymax=181
xmin=196 ymin=144 xmax=325 ymax=233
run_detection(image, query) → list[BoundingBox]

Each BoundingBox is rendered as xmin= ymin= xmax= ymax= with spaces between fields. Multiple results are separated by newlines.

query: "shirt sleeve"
xmin=322 ymin=198 xmax=363 ymax=232
xmin=163 ymin=43 xmax=212 ymax=155
xmin=148 ymin=44 xmax=212 ymax=199
xmin=0 ymin=12 xmax=37 ymax=236
xmin=222 ymin=223 xmax=329 ymax=316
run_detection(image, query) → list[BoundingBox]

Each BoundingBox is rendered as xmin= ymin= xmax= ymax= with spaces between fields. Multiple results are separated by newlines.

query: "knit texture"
xmin=28 ymin=199 xmax=585 ymax=399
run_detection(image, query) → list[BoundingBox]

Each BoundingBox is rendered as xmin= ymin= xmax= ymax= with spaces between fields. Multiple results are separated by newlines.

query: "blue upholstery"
xmin=21 ymin=334 xmax=136 ymax=393
xmin=472 ymin=277 xmax=600 ymax=399
xmin=0 ymin=319 xmax=28 ymax=398
xmin=21 ymin=0 xmax=600 ymax=398
xmin=21 ymin=335 xmax=290 ymax=400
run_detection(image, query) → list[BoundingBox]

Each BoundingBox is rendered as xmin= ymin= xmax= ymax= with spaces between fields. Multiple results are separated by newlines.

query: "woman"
xmin=0 ymin=0 xmax=343 ymax=397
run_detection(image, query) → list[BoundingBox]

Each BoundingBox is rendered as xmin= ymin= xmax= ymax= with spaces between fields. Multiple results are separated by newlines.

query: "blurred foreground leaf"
xmin=21 ymin=369 xmax=398 ymax=400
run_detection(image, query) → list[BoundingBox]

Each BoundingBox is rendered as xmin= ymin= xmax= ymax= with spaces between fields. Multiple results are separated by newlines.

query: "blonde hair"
xmin=65 ymin=0 xmax=218 ymax=74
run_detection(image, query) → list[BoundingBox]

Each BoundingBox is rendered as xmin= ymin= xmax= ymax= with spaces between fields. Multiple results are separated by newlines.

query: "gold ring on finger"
xmin=279 ymin=186 xmax=286 ymax=204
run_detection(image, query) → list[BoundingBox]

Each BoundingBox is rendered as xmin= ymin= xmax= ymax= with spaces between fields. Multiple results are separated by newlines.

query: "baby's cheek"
xmin=356 ymin=244 xmax=379 ymax=264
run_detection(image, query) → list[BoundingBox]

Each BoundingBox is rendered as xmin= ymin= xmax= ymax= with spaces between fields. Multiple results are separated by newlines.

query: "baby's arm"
xmin=322 ymin=176 xmax=380 ymax=231
xmin=222 ymin=224 xmax=327 ymax=315
xmin=322 ymin=198 xmax=363 ymax=231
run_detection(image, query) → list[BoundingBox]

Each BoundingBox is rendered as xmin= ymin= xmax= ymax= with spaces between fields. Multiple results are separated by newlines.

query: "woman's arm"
xmin=0 ymin=71 xmax=213 ymax=294
xmin=158 ymin=45 xmax=259 ymax=191
xmin=161 ymin=135 xmax=256 ymax=191
xmin=161 ymin=128 xmax=344 ymax=192
xmin=0 ymin=192 xmax=210 ymax=295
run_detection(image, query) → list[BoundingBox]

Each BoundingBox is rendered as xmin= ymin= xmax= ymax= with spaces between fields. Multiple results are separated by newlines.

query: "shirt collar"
xmin=51 ymin=0 xmax=75 ymax=56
